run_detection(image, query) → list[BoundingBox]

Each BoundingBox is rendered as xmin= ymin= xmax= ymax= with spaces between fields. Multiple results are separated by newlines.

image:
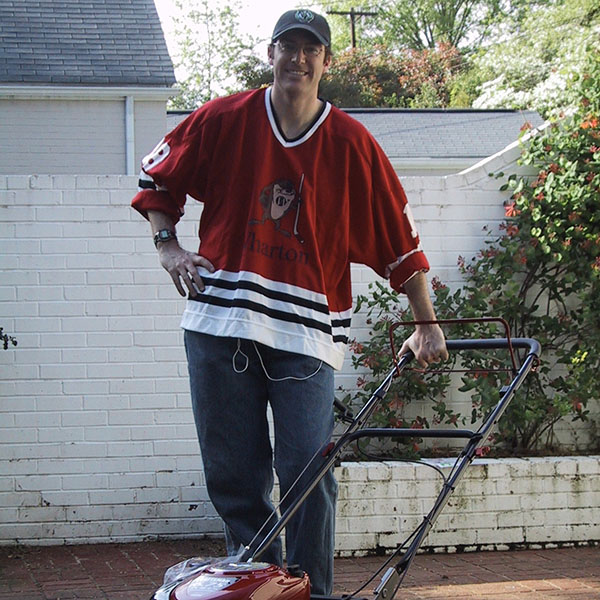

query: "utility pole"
xmin=327 ymin=7 xmax=378 ymax=48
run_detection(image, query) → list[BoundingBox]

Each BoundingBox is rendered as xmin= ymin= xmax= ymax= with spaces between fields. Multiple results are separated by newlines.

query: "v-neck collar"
xmin=264 ymin=87 xmax=331 ymax=148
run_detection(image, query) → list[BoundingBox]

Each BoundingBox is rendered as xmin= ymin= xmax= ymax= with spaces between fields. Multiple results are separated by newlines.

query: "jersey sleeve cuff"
xmin=389 ymin=252 xmax=430 ymax=293
xmin=131 ymin=189 xmax=183 ymax=224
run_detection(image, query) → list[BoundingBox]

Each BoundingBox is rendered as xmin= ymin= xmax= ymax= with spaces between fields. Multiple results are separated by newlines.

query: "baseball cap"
xmin=271 ymin=9 xmax=331 ymax=47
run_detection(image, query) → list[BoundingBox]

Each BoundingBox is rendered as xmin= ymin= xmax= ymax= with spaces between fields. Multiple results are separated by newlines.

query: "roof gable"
xmin=0 ymin=0 xmax=176 ymax=86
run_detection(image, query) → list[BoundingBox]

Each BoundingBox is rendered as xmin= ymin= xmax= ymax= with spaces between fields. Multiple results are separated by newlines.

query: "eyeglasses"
xmin=275 ymin=40 xmax=324 ymax=58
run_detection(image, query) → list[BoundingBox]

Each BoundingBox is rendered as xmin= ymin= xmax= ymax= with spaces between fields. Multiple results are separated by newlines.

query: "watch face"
xmin=154 ymin=230 xmax=176 ymax=246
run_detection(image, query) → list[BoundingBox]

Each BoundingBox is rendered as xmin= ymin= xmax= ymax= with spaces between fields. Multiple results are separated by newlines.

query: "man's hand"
xmin=400 ymin=271 xmax=449 ymax=368
xmin=147 ymin=210 xmax=215 ymax=297
xmin=157 ymin=239 xmax=215 ymax=297
xmin=399 ymin=323 xmax=448 ymax=368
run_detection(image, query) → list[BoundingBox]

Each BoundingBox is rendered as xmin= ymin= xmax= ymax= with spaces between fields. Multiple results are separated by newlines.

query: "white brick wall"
xmin=335 ymin=456 xmax=600 ymax=556
xmin=1 ymin=143 xmax=598 ymax=546
xmin=1 ymin=173 xmax=216 ymax=544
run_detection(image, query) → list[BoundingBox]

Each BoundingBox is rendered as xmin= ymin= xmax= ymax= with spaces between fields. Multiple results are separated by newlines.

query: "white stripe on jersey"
xmin=180 ymin=268 xmax=352 ymax=370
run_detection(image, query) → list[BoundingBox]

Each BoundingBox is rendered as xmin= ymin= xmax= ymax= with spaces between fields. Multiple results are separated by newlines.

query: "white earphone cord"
xmin=232 ymin=339 xmax=323 ymax=382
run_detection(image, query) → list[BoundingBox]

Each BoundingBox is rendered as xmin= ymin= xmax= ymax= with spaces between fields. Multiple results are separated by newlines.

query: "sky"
xmin=153 ymin=0 xmax=320 ymax=59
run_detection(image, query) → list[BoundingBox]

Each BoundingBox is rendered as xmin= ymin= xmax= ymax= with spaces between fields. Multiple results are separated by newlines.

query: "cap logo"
xmin=295 ymin=9 xmax=315 ymax=23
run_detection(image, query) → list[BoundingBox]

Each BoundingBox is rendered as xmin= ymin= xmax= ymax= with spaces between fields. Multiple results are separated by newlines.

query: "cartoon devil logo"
xmin=250 ymin=175 xmax=305 ymax=243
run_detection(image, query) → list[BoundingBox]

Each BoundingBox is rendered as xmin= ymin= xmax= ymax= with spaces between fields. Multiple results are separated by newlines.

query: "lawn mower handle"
xmin=243 ymin=337 xmax=540 ymax=566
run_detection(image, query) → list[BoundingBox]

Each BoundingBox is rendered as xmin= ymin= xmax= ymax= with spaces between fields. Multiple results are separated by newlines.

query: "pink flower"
xmin=504 ymin=201 xmax=520 ymax=217
xmin=431 ymin=276 xmax=447 ymax=291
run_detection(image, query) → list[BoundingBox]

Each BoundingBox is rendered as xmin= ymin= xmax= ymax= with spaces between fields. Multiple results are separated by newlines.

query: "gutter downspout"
xmin=125 ymin=96 xmax=135 ymax=175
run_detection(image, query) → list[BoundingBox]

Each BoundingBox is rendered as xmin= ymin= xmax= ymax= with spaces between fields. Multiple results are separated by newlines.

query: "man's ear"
xmin=267 ymin=44 xmax=274 ymax=65
xmin=322 ymin=53 xmax=331 ymax=73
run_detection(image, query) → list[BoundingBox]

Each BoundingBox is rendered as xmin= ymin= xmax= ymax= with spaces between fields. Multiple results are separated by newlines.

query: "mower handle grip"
xmin=443 ymin=337 xmax=540 ymax=355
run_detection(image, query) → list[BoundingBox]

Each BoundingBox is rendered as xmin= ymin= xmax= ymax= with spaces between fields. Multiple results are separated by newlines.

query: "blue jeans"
xmin=184 ymin=331 xmax=337 ymax=595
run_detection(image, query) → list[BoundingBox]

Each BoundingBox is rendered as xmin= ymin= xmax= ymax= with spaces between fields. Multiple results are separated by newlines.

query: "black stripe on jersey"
xmin=332 ymin=317 xmax=351 ymax=344
xmin=332 ymin=317 xmax=352 ymax=329
xmin=202 ymin=276 xmax=330 ymax=315
xmin=189 ymin=293 xmax=336 ymax=337
xmin=138 ymin=178 xmax=156 ymax=190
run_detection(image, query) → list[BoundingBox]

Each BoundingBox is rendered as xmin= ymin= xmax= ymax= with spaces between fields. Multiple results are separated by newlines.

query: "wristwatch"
xmin=153 ymin=229 xmax=177 ymax=247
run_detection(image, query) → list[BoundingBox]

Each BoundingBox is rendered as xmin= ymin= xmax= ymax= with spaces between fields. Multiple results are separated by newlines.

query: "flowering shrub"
xmin=342 ymin=282 xmax=460 ymax=458
xmin=397 ymin=43 xmax=462 ymax=107
xmin=346 ymin=49 xmax=600 ymax=456
xmin=468 ymin=49 xmax=600 ymax=452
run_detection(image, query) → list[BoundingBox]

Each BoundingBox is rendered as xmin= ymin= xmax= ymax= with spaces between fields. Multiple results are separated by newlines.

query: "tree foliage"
xmin=231 ymin=54 xmax=273 ymax=91
xmin=316 ymin=0 xmax=598 ymax=112
xmin=169 ymin=0 xmax=258 ymax=109
xmin=471 ymin=0 xmax=600 ymax=116
xmin=375 ymin=0 xmax=503 ymax=50
xmin=319 ymin=0 xmax=547 ymax=52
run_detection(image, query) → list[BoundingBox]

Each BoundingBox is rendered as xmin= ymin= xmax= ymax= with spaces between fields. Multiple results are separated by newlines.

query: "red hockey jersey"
xmin=132 ymin=87 xmax=429 ymax=369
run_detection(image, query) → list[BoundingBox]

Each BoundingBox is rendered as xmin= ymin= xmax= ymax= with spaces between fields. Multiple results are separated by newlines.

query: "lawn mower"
xmin=152 ymin=320 xmax=540 ymax=600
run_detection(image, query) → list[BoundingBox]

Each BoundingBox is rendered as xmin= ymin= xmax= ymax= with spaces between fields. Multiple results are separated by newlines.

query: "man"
xmin=132 ymin=9 xmax=447 ymax=595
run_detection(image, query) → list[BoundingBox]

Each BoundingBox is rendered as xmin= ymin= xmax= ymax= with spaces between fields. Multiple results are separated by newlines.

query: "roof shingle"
xmin=0 ymin=0 xmax=176 ymax=86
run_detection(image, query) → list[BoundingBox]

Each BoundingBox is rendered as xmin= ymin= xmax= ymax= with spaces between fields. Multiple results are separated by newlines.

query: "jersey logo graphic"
xmin=295 ymin=10 xmax=315 ymax=23
xmin=250 ymin=175 xmax=305 ymax=243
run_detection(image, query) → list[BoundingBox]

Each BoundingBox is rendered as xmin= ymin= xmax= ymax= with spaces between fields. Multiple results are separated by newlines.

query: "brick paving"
xmin=0 ymin=540 xmax=598 ymax=600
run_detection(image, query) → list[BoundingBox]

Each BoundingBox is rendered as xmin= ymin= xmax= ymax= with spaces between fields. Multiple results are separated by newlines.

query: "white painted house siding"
xmin=0 ymin=97 xmax=169 ymax=175
xmin=1 ymin=99 xmax=124 ymax=174
xmin=134 ymin=100 xmax=171 ymax=173
xmin=1 ymin=141 xmax=598 ymax=547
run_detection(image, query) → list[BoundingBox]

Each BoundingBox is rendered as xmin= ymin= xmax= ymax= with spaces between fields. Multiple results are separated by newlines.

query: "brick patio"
xmin=1 ymin=540 xmax=598 ymax=600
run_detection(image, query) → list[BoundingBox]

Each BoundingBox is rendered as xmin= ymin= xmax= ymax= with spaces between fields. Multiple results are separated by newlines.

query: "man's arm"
xmin=147 ymin=210 xmax=215 ymax=297
xmin=398 ymin=271 xmax=448 ymax=368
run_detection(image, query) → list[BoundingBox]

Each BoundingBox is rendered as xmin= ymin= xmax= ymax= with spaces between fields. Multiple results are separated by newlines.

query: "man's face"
xmin=268 ymin=30 xmax=331 ymax=98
